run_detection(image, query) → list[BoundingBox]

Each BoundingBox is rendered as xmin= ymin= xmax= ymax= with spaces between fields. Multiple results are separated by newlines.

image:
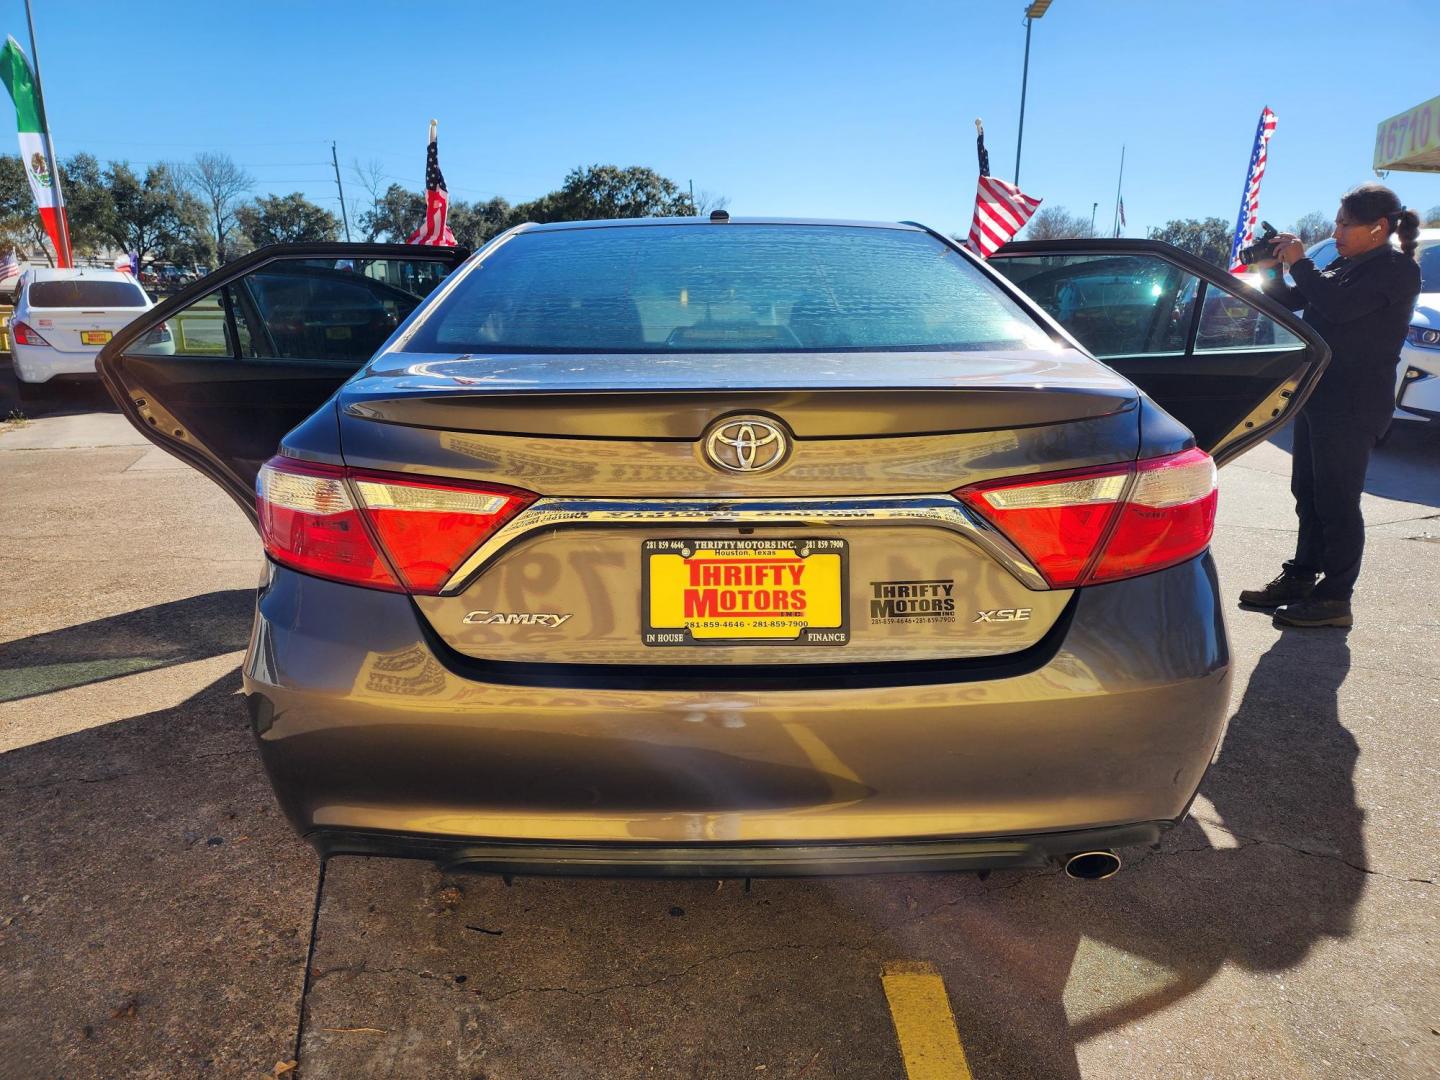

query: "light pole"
xmin=1014 ymin=0 xmax=1053 ymax=186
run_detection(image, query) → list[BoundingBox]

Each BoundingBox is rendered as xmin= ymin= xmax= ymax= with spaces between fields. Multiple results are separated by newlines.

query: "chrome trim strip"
xmin=441 ymin=494 xmax=1048 ymax=595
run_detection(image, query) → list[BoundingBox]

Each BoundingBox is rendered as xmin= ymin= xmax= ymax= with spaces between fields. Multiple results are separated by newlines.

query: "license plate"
xmin=80 ymin=330 xmax=112 ymax=345
xmin=642 ymin=538 xmax=848 ymax=646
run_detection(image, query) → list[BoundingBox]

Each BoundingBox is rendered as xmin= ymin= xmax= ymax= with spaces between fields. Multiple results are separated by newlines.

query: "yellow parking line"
xmin=881 ymin=961 xmax=974 ymax=1080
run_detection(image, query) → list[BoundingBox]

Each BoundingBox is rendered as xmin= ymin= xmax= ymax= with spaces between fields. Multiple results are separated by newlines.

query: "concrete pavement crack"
xmin=1188 ymin=815 xmax=1433 ymax=885
xmin=312 ymin=940 xmax=877 ymax=1004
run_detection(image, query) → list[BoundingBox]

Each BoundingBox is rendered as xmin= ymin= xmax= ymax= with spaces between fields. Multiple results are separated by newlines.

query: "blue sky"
xmin=12 ymin=0 xmax=1440 ymax=238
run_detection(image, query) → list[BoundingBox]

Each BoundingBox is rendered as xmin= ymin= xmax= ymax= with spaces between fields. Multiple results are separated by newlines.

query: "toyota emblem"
xmin=702 ymin=416 xmax=790 ymax=474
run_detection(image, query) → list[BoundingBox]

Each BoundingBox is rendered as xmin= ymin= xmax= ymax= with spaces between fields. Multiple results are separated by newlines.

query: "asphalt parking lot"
xmin=2 ymin=370 xmax=1438 ymax=1079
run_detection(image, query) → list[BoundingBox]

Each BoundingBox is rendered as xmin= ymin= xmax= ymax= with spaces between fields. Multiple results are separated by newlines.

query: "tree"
xmin=358 ymin=182 xmax=425 ymax=243
xmin=182 ymin=151 xmax=253 ymax=263
xmin=448 ymin=196 xmax=519 ymax=248
xmin=0 ymin=154 xmax=51 ymax=259
xmin=105 ymin=162 xmax=207 ymax=271
xmin=1291 ymin=210 xmax=1331 ymax=246
xmin=515 ymin=164 xmax=695 ymax=223
xmin=351 ymin=157 xmax=394 ymax=241
xmin=1024 ymin=205 xmax=1095 ymax=240
xmin=237 ymin=192 xmax=341 ymax=246
xmin=1149 ymin=217 xmax=1234 ymax=268
xmin=58 ymin=152 xmax=114 ymax=257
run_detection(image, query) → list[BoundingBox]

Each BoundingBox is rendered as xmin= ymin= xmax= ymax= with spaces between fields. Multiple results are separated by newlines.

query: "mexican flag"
xmin=0 ymin=36 xmax=70 ymax=267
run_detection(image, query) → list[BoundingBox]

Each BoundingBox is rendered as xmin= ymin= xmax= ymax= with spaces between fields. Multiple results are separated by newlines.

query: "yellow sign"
xmin=1374 ymin=95 xmax=1440 ymax=173
xmin=643 ymin=538 xmax=847 ymax=645
xmin=79 ymin=329 xmax=112 ymax=345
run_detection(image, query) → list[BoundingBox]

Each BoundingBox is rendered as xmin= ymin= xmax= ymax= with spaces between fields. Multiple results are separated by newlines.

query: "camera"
xmin=1236 ymin=220 xmax=1280 ymax=266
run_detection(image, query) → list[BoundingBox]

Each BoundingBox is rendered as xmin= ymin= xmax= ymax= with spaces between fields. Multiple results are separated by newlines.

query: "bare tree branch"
xmin=181 ymin=151 xmax=253 ymax=263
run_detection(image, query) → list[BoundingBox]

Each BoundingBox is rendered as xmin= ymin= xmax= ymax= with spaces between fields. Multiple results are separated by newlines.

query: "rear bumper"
xmin=311 ymin=821 xmax=1167 ymax=876
xmin=10 ymin=344 xmax=102 ymax=383
xmin=245 ymin=555 xmax=1231 ymax=870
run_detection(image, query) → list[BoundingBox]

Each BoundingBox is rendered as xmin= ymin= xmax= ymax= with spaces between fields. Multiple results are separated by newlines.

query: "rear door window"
xmin=991 ymin=252 xmax=1300 ymax=359
xmin=29 ymin=280 xmax=148 ymax=307
xmin=133 ymin=256 xmax=454 ymax=364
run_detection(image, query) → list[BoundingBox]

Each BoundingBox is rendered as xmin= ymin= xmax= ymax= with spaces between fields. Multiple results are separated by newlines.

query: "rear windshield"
xmin=28 ymin=280 xmax=148 ymax=308
xmin=402 ymin=223 xmax=1051 ymax=353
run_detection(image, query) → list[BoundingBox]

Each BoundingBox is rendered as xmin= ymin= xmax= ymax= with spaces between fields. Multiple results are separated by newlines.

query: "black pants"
xmin=1284 ymin=408 xmax=1386 ymax=601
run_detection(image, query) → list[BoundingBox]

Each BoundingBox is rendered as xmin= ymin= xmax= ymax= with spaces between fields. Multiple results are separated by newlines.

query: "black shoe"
xmin=1273 ymin=597 xmax=1353 ymax=628
xmin=1239 ymin=572 xmax=1316 ymax=610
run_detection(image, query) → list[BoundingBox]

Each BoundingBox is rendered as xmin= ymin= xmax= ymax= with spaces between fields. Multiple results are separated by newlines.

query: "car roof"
xmin=25 ymin=267 xmax=138 ymax=284
xmin=513 ymin=217 xmax=929 ymax=235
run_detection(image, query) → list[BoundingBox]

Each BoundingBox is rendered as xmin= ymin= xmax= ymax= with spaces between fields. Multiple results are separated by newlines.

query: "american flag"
xmin=407 ymin=120 xmax=456 ymax=247
xmin=966 ymin=120 xmax=1041 ymax=259
xmin=1226 ymin=106 xmax=1278 ymax=274
xmin=0 ymin=249 xmax=17 ymax=281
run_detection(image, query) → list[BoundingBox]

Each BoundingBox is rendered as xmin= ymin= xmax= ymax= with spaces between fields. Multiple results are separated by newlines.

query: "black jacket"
xmin=1262 ymin=245 xmax=1421 ymax=417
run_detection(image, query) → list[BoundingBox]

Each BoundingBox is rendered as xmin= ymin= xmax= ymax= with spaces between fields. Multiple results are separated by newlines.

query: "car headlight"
xmin=1407 ymin=325 xmax=1440 ymax=349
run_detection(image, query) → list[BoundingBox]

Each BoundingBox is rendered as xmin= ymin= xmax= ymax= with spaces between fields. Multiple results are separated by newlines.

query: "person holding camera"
xmin=1238 ymin=183 xmax=1421 ymax=627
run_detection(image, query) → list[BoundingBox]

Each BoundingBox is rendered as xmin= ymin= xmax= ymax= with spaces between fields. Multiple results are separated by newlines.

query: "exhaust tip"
xmin=1064 ymin=850 xmax=1121 ymax=880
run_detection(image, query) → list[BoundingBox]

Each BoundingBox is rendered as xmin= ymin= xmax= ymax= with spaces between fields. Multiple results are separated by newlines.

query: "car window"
xmin=1194 ymin=287 xmax=1300 ymax=352
xmin=403 ymin=224 xmax=1054 ymax=354
xmin=29 ymin=280 xmax=148 ymax=307
xmin=132 ymin=256 xmax=453 ymax=363
xmin=993 ymin=252 xmax=1300 ymax=359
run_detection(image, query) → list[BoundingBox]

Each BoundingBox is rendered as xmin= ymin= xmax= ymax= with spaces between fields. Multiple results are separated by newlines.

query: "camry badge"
xmin=463 ymin=610 xmax=574 ymax=627
xmin=702 ymin=416 xmax=790 ymax=474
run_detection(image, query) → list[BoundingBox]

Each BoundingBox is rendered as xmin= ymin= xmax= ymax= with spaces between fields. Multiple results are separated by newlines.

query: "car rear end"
xmin=12 ymin=270 xmax=163 ymax=386
xmin=242 ymin=221 xmax=1232 ymax=874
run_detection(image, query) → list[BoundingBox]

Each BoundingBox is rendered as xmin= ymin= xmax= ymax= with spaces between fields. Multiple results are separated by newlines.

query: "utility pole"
xmin=1090 ymin=201 xmax=1098 ymax=236
xmin=689 ymin=179 xmax=695 ymax=213
xmin=1111 ymin=144 xmax=1126 ymax=237
xmin=23 ymin=0 xmax=71 ymax=266
xmin=331 ymin=141 xmax=352 ymax=241
xmin=1014 ymin=0 xmax=1054 ymax=186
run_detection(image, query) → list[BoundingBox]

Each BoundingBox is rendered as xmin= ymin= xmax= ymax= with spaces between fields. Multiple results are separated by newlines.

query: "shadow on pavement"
xmin=0 ymin=668 xmax=315 ymax=1078
xmin=1 ymin=357 xmax=117 ymax=420
xmin=0 ymin=590 xmax=253 ymax=703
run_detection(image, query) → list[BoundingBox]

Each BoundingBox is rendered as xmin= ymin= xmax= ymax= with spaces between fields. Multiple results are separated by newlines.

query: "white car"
xmin=1305 ymin=227 xmax=1440 ymax=438
xmin=10 ymin=267 xmax=170 ymax=401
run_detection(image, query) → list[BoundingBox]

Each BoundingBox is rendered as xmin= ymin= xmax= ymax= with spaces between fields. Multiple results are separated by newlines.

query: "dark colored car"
xmin=97 ymin=223 xmax=1328 ymax=878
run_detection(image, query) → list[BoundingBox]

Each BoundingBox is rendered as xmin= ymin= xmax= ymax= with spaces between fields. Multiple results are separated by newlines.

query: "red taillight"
xmin=348 ymin=469 xmax=536 ymax=593
xmin=12 ymin=320 xmax=50 ymax=347
xmin=256 ymin=458 xmax=535 ymax=594
xmin=957 ymin=448 xmax=1217 ymax=587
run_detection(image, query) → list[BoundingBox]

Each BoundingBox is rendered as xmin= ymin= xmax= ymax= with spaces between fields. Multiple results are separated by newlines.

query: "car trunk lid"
xmin=330 ymin=347 xmax=1138 ymax=667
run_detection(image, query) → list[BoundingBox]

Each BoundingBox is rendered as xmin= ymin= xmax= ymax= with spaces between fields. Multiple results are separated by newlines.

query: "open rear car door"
xmin=987 ymin=238 xmax=1330 ymax=464
xmin=96 ymin=242 xmax=469 ymax=523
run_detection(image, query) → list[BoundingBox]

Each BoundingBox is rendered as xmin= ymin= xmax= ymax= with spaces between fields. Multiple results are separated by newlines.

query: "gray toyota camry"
xmin=98 ymin=218 xmax=1327 ymax=878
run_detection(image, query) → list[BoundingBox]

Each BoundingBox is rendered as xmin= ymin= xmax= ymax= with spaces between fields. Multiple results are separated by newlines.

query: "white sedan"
xmin=1305 ymin=228 xmax=1440 ymax=439
xmin=10 ymin=267 xmax=171 ymax=401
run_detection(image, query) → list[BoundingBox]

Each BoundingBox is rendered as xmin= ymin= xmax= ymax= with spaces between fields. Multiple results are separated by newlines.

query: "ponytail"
xmin=1393 ymin=207 xmax=1420 ymax=259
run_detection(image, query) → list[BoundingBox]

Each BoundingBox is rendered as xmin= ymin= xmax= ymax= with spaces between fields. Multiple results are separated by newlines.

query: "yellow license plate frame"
xmin=80 ymin=330 xmax=113 ymax=345
xmin=642 ymin=537 xmax=849 ymax=647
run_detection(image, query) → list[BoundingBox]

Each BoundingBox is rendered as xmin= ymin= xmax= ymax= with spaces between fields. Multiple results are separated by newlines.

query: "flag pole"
xmin=1110 ymin=144 xmax=1125 ymax=238
xmin=22 ymin=0 xmax=69 ymax=266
